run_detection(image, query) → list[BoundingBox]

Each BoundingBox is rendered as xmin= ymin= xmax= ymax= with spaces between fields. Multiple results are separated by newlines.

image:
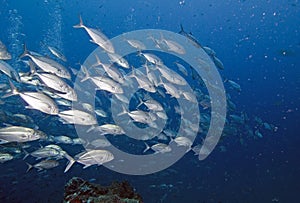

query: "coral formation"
xmin=63 ymin=177 xmax=143 ymax=203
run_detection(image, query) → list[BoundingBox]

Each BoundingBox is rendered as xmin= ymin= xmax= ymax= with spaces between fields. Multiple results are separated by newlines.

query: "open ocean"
xmin=0 ymin=0 xmax=299 ymax=202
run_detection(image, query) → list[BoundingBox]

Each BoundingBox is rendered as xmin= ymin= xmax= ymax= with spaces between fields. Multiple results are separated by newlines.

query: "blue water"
xmin=0 ymin=0 xmax=299 ymax=202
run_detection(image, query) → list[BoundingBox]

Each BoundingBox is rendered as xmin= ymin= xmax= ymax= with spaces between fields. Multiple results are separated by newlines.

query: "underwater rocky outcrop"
xmin=63 ymin=177 xmax=143 ymax=203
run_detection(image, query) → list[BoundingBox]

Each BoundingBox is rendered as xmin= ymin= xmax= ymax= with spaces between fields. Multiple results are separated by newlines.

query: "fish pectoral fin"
xmin=83 ymin=164 xmax=92 ymax=169
xmin=25 ymin=105 xmax=35 ymax=110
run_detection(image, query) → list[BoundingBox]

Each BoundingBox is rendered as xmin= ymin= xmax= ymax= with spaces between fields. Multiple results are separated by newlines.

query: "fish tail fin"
xmin=64 ymin=158 xmax=76 ymax=173
xmin=26 ymin=162 xmax=33 ymax=172
xmin=23 ymin=149 xmax=30 ymax=160
xmin=127 ymin=66 xmax=136 ymax=79
xmin=117 ymin=104 xmax=128 ymax=116
xmin=26 ymin=162 xmax=33 ymax=173
xmin=92 ymin=54 xmax=102 ymax=67
xmin=80 ymin=65 xmax=90 ymax=82
xmin=137 ymin=97 xmax=144 ymax=108
xmin=19 ymin=43 xmax=30 ymax=59
xmin=28 ymin=59 xmax=37 ymax=75
xmin=143 ymin=142 xmax=151 ymax=153
xmin=157 ymin=75 xmax=164 ymax=87
xmin=2 ymin=80 xmax=19 ymax=98
xmin=73 ymin=14 xmax=84 ymax=28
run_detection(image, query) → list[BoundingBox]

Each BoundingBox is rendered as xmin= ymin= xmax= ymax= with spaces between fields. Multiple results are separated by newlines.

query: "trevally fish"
xmin=4 ymin=80 xmax=59 ymax=115
xmin=144 ymin=64 xmax=159 ymax=87
xmin=0 ymin=153 xmax=14 ymax=163
xmin=65 ymin=149 xmax=114 ymax=172
xmin=107 ymin=52 xmax=130 ymax=69
xmin=173 ymin=136 xmax=193 ymax=152
xmin=93 ymin=55 xmax=125 ymax=84
xmin=174 ymin=62 xmax=188 ymax=76
xmin=73 ymin=15 xmax=115 ymax=53
xmin=157 ymin=33 xmax=186 ymax=55
xmin=55 ymin=89 xmax=78 ymax=101
xmin=119 ymin=106 xmax=156 ymax=125
xmin=26 ymin=159 xmax=59 ymax=172
xmin=87 ymin=124 xmax=125 ymax=136
xmin=225 ymin=79 xmax=241 ymax=92
xmin=88 ymin=138 xmax=111 ymax=148
xmin=81 ymin=65 xmax=124 ymax=94
xmin=58 ymin=109 xmax=97 ymax=125
xmin=140 ymin=52 xmax=163 ymax=65
xmin=178 ymin=24 xmax=202 ymax=48
xmin=143 ymin=142 xmax=172 ymax=154
xmin=49 ymin=135 xmax=73 ymax=144
xmin=159 ymin=81 xmax=181 ymax=99
xmin=0 ymin=126 xmax=46 ymax=144
xmin=29 ymin=60 xmax=74 ymax=94
xmin=156 ymin=64 xmax=187 ymax=86
xmin=48 ymin=46 xmax=67 ymax=62
xmin=20 ymin=44 xmax=71 ymax=79
xmin=128 ymin=67 xmax=156 ymax=93
xmin=0 ymin=60 xmax=21 ymax=82
xmin=125 ymin=38 xmax=146 ymax=50
xmin=0 ymin=40 xmax=12 ymax=60
xmin=25 ymin=147 xmax=60 ymax=160
xmin=138 ymin=97 xmax=163 ymax=112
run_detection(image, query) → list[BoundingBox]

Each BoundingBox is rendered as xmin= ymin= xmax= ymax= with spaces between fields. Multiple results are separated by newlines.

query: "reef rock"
xmin=63 ymin=177 xmax=143 ymax=203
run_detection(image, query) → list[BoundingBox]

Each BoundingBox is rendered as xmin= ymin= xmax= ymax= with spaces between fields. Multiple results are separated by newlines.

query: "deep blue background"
xmin=0 ymin=0 xmax=299 ymax=202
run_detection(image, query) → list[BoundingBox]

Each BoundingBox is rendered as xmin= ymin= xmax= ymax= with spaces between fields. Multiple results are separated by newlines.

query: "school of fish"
xmin=0 ymin=16 xmax=277 ymax=174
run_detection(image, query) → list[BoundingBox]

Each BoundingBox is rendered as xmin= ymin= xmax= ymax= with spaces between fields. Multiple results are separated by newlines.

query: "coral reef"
xmin=63 ymin=177 xmax=143 ymax=203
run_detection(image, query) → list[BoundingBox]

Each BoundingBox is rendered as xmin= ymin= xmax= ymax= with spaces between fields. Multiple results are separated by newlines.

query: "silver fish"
xmin=0 ymin=126 xmax=46 ymax=144
xmin=29 ymin=60 xmax=73 ymax=93
xmin=93 ymin=55 xmax=125 ymax=84
xmin=58 ymin=109 xmax=97 ymax=125
xmin=156 ymin=64 xmax=187 ymax=86
xmin=0 ymin=60 xmax=20 ymax=82
xmin=88 ymin=124 xmax=125 ymax=135
xmin=48 ymin=46 xmax=67 ymax=62
xmin=20 ymin=44 xmax=71 ymax=79
xmin=173 ymin=136 xmax=193 ymax=152
xmin=26 ymin=159 xmax=59 ymax=172
xmin=89 ymin=138 xmax=111 ymax=148
xmin=107 ymin=52 xmax=129 ymax=69
xmin=65 ymin=149 xmax=114 ymax=172
xmin=26 ymin=147 xmax=60 ymax=160
xmin=125 ymin=39 xmax=146 ymax=50
xmin=0 ymin=153 xmax=14 ymax=163
xmin=138 ymin=98 xmax=163 ymax=112
xmin=178 ymin=24 xmax=202 ymax=48
xmin=0 ymin=40 xmax=12 ymax=60
xmin=81 ymin=66 xmax=123 ymax=94
xmin=50 ymin=135 xmax=73 ymax=144
xmin=144 ymin=143 xmax=172 ymax=154
xmin=5 ymin=80 xmax=59 ymax=115
xmin=73 ymin=15 xmax=115 ymax=53
xmin=129 ymin=68 xmax=156 ymax=93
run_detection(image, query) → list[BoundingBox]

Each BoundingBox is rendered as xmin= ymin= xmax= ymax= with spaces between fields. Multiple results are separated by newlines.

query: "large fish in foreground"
xmin=73 ymin=15 xmax=115 ymax=53
xmin=64 ymin=149 xmax=114 ymax=173
xmin=19 ymin=44 xmax=71 ymax=79
xmin=0 ymin=40 xmax=12 ymax=60
xmin=0 ymin=126 xmax=46 ymax=144
xmin=4 ymin=80 xmax=59 ymax=115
